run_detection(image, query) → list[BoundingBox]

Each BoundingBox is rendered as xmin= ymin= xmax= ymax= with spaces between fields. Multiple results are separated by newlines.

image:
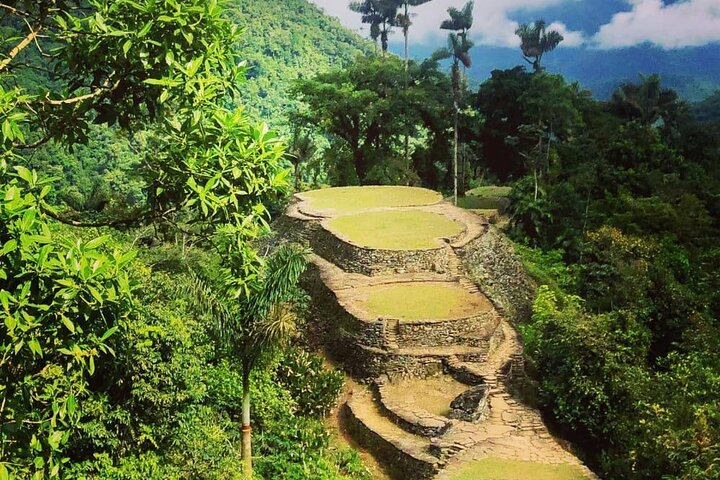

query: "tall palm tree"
xmin=435 ymin=0 xmax=473 ymax=205
xmin=395 ymin=0 xmax=433 ymax=183
xmin=350 ymin=0 xmax=399 ymax=56
xmin=183 ymin=244 xmax=308 ymax=479
xmin=396 ymin=0 xmax=433 ymax=71
xmin=515 ymin=19 xmax=563 ymax=73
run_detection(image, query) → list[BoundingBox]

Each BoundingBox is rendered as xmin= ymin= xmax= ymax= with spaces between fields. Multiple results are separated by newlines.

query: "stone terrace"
xmin=282 ymin=187 xmax=598 ymax=480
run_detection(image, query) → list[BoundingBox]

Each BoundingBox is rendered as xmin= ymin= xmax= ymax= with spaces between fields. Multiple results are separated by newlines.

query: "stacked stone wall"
xmin=309 ymin=225 xmax=453 ymax=276
xmin=395 ymin=312 xmax=498 ymax=348
xmin=341 ymin=402 xmax=441 ymax=480
xmin=456 ymin=226 xmax=536 ymax=323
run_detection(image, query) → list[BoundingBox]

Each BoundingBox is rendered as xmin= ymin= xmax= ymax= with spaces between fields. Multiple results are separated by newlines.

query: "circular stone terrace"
xmin=297 ymin=185 xmax=443 ymax=217
xmin=295 ymin=186 xmax=476 ymax=253
xmin=354 ymin=281 xmax=492 ymax=322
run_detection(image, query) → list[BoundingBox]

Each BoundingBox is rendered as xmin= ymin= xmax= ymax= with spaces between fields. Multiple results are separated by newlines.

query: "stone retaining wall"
xmin=457 ymin=226 xmax=536 ymax=323
xmin=310 ymin=225 xmax=453 ymax=276
xmin=395 ymin=312 xmax=499 ymax=348
xmin=341 ymin=401 xmax=441 ymax=480
xmin=443 ymin=357 xmax=485 ymax=385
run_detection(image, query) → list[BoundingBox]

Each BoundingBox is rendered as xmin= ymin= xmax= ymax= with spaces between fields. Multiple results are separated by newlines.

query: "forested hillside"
xmin=16 ymin=0 xmax=371 ymax=219
xmin=1 ymin=0 xmax=719 ymax=479
xmin=227 ymin=0 xmax=372 ymax=124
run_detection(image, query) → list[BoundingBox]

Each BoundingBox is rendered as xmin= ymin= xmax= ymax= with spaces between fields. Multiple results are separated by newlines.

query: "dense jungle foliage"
xmin=0 ymin=0 xmax=365 ymax=478
xmin=290 ymin=13 xmax=720 ymax=480
xmin=1 ymin=0 xmax=719 ymax=479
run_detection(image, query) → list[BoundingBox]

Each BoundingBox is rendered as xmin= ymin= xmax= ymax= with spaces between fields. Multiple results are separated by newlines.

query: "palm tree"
xmin=609 ymin=74 xmax=684 ymax=126
xmin=396 ymin=0 xmax=433 ymax=70
xmin=183 ymin=244 xmax=308 ymax=479
xmin=288 ymin=125 xmax=317 ymax=191
xmin=435 ymin=0 xmax=473 ymax=205
xmin=515 ymin=19 xmax=563 ymax=73
xmin=350 ymin=0 xmax=399 ymax=55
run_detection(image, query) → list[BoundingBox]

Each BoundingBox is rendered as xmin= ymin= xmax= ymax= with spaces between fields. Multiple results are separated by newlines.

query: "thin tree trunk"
xmin=241 ymin=369 xmax=252 ymax=479
xmin=454 ymin=103 xmax=459 ymax=206
xmin=404 ymin=3 xmax=409 ymax=72
xmin=403 ymin=5 xmax=410 ymax=184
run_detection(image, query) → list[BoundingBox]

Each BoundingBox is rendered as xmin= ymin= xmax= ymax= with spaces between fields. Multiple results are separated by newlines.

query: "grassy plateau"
xmin=301 ymin=186 xmax=441 ymax=214
xmin=449 ymin=458 xmax=590 ymax=480
xmin=360 ymin=282 xmax=489 ymax=320
xmin=326 ymin=210 xmax=463 ymax=250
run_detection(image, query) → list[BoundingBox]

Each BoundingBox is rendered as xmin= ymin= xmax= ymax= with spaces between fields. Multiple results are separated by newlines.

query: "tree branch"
xmin=0 ymin=25 xmax=42 ymax=73
xmin=40 ymin=79 xmax=120 ymax=106
xmin=14 ymin=136 xmax=52 ymax=149
xmin=0 ymin=3 xmax=29 ymax=17
xmin=42 ymin=205 xmax=178 ymax=229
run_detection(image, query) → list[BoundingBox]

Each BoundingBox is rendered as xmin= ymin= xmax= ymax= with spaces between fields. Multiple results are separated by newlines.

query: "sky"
xmin=307 ymin=0 xmax=720 ymax=51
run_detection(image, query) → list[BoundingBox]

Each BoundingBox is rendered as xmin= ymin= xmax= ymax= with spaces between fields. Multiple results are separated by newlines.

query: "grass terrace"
xmin=465 ymin=186 xmax=512 ymax=198
xmin=382 ymin=376 xmax=470 ymax=417
xmin=326 ymin=210 xmax=464 ymax=250
xmin=300 ymin=186 xmax=442 ymax=215
xmin=449 ymin=458 xmax=591 ymax=480
xmin=359 ymin=282 xmax=490 ymax=321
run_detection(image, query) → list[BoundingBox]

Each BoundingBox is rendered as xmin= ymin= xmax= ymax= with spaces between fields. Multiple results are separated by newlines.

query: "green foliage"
xmin=226 ymin=0 xmax=372 ymax=126
xmin=276 ymin=348 xmax=344 ymax=418
xmin=692 ymin=90 xmax=720 ymax=123
xmin=0 ymin=167 xmax=136 ymax=478
xmin=293 ymin=55 xmax=454 ymax=186
xmin=491 ymin=71 xmax=720 ymax=479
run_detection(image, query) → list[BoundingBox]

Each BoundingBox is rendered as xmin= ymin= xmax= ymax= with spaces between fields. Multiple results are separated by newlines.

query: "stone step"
xmin=342 ymin=388 xmax=442 ymax=480
xmin=392 ymin=345 xmax=488 ymax=362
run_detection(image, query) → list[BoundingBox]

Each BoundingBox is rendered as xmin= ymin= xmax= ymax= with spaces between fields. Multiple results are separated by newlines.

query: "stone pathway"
xmin=284 ymin=188 xmax=598 ymax=480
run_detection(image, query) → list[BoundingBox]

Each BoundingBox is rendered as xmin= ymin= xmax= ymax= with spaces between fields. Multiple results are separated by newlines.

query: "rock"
xmin=448 ymin=385 xmax=491 ymax=423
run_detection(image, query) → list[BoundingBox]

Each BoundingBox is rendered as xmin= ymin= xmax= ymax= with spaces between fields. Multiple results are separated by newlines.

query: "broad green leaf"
xmin=13 ymin=165 xmax=33 ymax=183
xmin=28 ymin=338 xmax=42 ymax=356
xmin=61 ymin=316 xmax=75 ymax=333
xmin=67 ymin=395 xmax=76 ymax=416
xmin=138 ymin=20 xmax=154 ymax=38
xmin=87 ymin=285 xmax=103 ymax=304
xmin=85 ymin=235 xmax=110 ymax=250
xmin=100 ymin=325 xmax=118 ymax=342
xmin=0 ymin=239 xmax=17 ymax=256
xmin=49 ymin=430 xmax=63 ymax=450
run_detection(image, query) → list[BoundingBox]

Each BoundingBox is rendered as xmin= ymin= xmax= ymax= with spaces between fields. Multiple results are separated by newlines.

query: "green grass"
xmin=449 ymin=458 xmax=590 ymax=480
xmin=465 ymin=186 xmax=512 ymax=198
xmin=361 ymin=282 xmax=489 ymax=320
xmin=301 ymin=186 xmax=441 ymax=214
xmin=327 ymin=210 xmax=463 ymax=250
xmin=456 ymin=196 xmax=511 ymax=211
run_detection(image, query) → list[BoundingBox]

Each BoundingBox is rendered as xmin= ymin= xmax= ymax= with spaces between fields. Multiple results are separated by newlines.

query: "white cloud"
xmin=548 ymin=21 xmax=585 ymax=47
xmin=594 ymin=0 xmax=720 ymax=49
xmin=308 ymin=0 xmax=585 ymax=49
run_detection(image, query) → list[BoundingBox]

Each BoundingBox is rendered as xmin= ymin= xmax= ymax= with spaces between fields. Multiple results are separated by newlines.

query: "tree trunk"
xmin=241 ymin=369 xmax=252 ymax=479
xmin=404 ymin=3 xmax=409 ymax=72
xmin=452 ymin=64 xmax=460 ymax=206
xmin=404 ymin=6 xmax=410 ymax=184
xmin=454 ymin=103 xmax=459 ymax=206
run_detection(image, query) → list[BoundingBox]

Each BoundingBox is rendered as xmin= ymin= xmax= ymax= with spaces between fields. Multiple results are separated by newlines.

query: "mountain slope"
xmin=227 ymin=0 xmax=372 ymax=127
